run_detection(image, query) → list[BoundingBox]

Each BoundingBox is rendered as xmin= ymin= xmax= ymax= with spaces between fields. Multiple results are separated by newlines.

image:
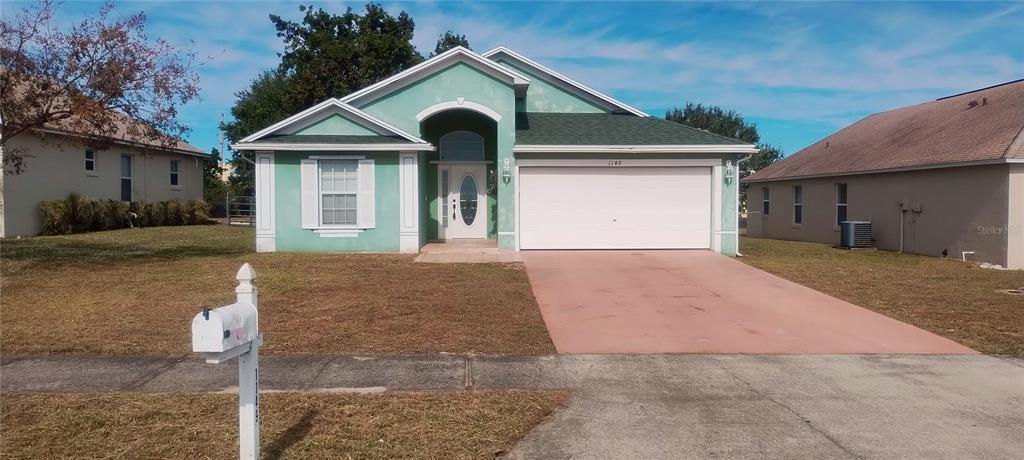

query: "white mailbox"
xmin=190 ymin=263 xmax=263 ymax=460
xmin=192 ymin=302 xmax=259 ymax=353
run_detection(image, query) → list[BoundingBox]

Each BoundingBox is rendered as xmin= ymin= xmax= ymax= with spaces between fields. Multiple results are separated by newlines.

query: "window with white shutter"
xmin=300 ymin=157 xmax=375 ymax=230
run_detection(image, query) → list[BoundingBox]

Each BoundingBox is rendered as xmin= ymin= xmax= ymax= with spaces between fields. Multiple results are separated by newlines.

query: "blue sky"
xmin=14 ymin=1 xmax=1024 ymax=156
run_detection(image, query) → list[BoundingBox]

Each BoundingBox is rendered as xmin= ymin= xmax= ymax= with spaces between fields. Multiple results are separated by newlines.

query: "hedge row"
xmin=39 ymin=193 xmax=212 ymax=235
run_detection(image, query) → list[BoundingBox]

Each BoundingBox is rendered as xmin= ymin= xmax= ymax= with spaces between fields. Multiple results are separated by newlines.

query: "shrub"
xmin=104 ymin=199 xmax=130 ymax=229
xmin=38 ymin=194 xmax=211 ymax=235
xmin=39 ymin=200 xmax=71 ymax=235
xmin=150 ymin=202 xmax=167 ymax=226
xmin=165 ymin=200 xmax=184 ymax=226
xmin=84 ymin=200 xmax=107 ymax=231
xmin=184 ymin=199 xmax=211 ymax=225
xmin=129 ymin=200 xmax=149 ymax=228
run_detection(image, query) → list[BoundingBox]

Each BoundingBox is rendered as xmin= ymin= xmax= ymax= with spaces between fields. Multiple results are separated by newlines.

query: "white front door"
xmin=439 ymin=164 xmax=487 ymax=239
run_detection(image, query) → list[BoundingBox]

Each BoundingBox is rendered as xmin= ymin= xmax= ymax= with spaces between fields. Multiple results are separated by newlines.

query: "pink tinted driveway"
xmin=522 ymin=250 xmax=975 ymax=354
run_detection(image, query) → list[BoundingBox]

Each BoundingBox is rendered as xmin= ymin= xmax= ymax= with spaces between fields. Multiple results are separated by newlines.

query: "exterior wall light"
xmin=502 ymin=158 xmax=512 ymax=184
xmin=724 ymin=160 xmax=735 ymax=184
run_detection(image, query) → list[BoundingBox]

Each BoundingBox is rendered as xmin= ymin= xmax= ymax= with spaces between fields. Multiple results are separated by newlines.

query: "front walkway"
xmin=414 ymin=240 xmax=521 ymax=263
xmin=3 ymin=353 xmax=1022 ymax=458
xmin=523 ymin=250 xmax=976 ymax=354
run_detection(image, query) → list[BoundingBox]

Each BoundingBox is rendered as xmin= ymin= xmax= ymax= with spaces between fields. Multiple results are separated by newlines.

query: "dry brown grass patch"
xmin=0 ymin=390 xmax=567 ymax=459
xmin=739 ymin=237 xmax=1024 ymax=355
xmin=1 ymin=226 xmax=554 ymax=355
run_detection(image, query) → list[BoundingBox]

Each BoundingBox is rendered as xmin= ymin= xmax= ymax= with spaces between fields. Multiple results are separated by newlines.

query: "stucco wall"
xmin=1008 ymin=164 xmax=1023 ymax=269
xmin=273 ymin=151 xmax=401 ymax=252
xmin=355 ymin=62 xmax=518 ymax=248
xmin=493 ymin=59 xmax=608 ymax=114
xmin=1 ymin=134 xmax=205 ymax=237
xmin=746 ymin=164 xmax=1012 ymax=267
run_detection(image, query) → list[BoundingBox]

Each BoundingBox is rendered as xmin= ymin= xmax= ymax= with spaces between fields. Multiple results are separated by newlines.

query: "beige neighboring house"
xmin=744 ymin=79 xmax=1024 ymax=269
xmin=0 ymin=126 xmax=208 ymax=238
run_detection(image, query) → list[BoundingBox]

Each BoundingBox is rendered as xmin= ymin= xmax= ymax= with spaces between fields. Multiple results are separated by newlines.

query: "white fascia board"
xmin=513 ymin=144 xmax=759 ymax=154
xmin=232 ymin=142 xmax=434 ymax=152
xmin=742 ymin=158 xmax=1019 ymax=183
xmin=339 ymin=46 xmax=531 ymax=105
xmin=482 ymin=46 xmax=650 ymax=117
xmin=237 ymin=99 xmax=428 ymax=144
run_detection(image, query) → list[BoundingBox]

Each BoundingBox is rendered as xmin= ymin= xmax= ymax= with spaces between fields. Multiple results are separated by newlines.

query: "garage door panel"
xmin=519 ymin=166 xmax=712 ymax=249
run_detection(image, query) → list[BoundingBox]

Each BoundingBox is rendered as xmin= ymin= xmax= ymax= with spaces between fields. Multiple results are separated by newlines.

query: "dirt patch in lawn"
xmin=739 ymin=237 xmax=1024 ymax=355
xmin=1 ymin=226 xmax=554 ymax=355
xmin=0 ymin=390 xmax=566 ymax=459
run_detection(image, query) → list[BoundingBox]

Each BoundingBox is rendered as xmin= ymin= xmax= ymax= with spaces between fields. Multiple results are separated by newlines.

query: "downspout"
xmin=735 ymin=154 xmax=752 ymax=257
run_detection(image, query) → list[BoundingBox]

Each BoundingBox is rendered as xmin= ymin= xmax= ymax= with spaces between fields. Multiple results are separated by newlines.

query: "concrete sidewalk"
xmin=0 ymin=354 xmax=565 ymax=393
xmin=3 ymin=353 xmax=1022 ymax=458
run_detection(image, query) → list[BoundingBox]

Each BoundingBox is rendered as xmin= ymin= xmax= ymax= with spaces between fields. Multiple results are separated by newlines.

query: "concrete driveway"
xmin=522 ymin=250 xmax=974 ymax=354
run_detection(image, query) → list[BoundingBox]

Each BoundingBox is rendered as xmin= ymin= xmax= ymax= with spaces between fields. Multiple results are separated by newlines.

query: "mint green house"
xmin=232 ymin=47 xmax=756 ymax=255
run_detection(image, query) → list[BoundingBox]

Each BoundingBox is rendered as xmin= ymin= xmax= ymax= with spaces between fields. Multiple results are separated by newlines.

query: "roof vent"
xmin=982 ymin=97 xmax=988 ymax=106
xmin=967 ymin=100 xmax=979 ymax=109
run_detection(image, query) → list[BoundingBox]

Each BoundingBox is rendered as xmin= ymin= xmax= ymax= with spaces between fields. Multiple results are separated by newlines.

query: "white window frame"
xmin=792 ymin=185 xmax=803 ymax=225
xmin=317 ymin=159 xmax=359 ymax=228
xmin=170 ymin=159 xmax=181 ymax=189
xmin=85 ymin=150 xmax=97 ymax=175
xmin=761 ymin=186 xmax=770 ymax=216
xmin=120 ymin=154 xmax=133 ymax=202
xmin=835 ymin=183 xmax=848 ymax=228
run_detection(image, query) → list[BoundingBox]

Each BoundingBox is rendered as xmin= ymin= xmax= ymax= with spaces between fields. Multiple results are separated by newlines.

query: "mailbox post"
xmin=191 ymin=263 xmax=262 ymax=460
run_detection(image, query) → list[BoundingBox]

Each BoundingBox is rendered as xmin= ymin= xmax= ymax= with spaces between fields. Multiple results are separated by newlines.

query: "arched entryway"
xmin=419 ymin=109 xmax=499 ymax=241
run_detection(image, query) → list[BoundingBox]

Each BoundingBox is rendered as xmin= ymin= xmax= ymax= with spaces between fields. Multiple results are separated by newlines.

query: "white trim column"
xmin=711 ymin=163 xmax=723 ymax=253
xmin=254 ymin=151 xmax=276 ymax=252
xmin=399 ymin=151 xmax=420 ymax=253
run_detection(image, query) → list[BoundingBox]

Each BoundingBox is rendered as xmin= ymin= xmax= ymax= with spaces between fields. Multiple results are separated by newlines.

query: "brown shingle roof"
xmin=745 ymin=79 xmax=1024 ymax=182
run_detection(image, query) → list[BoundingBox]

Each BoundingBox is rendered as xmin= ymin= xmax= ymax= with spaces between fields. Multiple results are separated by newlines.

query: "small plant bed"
xmin=739 ymin=237 xmax=1024 ymax=355
xmin=0 ymin=390 xmax=566 ymax=459
xmin=1 ymin=225 xmax=555 ymax=355
xmin=39 ymin=193 xmax=213 ymax=236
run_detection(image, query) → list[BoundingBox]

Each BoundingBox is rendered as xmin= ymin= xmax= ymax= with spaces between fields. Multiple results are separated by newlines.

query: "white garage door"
xmin=518 ymin=166 xmax=712 ymax=249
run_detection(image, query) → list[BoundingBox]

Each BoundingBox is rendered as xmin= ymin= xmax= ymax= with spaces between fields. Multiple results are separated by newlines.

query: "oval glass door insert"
xmin=459 ymin=174 xmax=478 ymax=226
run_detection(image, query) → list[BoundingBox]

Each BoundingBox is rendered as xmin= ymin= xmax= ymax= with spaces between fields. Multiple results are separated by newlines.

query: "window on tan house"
xmin=170 ymin=160 xmax=181 ymax=187
xmin=85 ymin=150 xmax=96 ymax=173
xmin=120 ymin=155 xmax=133 ymax=201
xmin=836 ymin=183 xmax=848 ymax=226
xmin=761 ymin=187 xmax=770 ymax=215
xmin=793 ymin=185 xmax=803 ymax=224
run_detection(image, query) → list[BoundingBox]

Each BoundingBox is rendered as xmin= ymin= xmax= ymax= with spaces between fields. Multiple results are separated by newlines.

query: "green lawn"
xmin=740 ymin=237 xmax=1024 ymax=355
xmin=1 ymin=225 xmax=555 ymax=355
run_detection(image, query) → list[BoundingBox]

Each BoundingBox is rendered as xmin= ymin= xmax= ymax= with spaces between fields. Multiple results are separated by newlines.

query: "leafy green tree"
xmin=666 ymin=103 xmax=784 ymax=210
xmin=202 ymin=148 xmax=232 ymax=217
xmin=270 ymin=3 xmax=422 ymax=112
xmin=222 ymin=3 xmax=424 ymax=193
xmin=666 ymin=103 xmax=759 ymax=144
xmin=431 ymin=30 xmax=470 ymax=57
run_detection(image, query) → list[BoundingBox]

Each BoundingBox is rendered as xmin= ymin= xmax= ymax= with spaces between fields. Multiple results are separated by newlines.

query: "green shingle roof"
xmin=258 ymin=134 xmax=415 ymax=144
xmin=515 ymin=112 xmax=748 ymax=145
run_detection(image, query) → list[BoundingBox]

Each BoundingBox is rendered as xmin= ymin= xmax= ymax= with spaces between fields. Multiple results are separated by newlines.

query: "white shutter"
xmin=357 ymin=159 xmax=375 ymax=228
xmin=300 ymin=159 xmax=318 ymax=229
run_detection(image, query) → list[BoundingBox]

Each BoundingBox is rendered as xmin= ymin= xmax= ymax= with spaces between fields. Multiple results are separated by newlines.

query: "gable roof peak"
xmin=481 ymin=46 xmax=649 ymax=117
xmin=236 ymin=97 xmax=428 ymax=145
xmin=340 ymin=46 xmax=530 ymax=106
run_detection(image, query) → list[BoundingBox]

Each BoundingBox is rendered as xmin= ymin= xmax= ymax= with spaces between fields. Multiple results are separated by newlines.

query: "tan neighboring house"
xmin=744 ymin=79 xmax=1024 ymax=269
xmin=0 ymin=127 xmax=208 ymax=238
